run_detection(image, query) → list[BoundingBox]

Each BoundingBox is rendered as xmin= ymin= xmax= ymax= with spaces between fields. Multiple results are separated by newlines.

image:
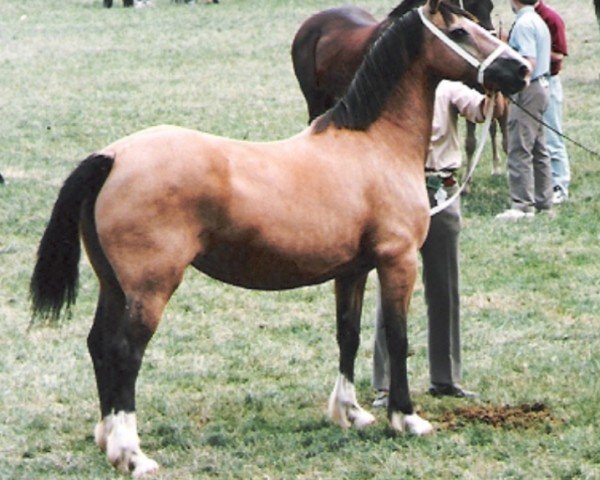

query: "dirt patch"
xmin=439 ymin=402 xmax=558 ymax=430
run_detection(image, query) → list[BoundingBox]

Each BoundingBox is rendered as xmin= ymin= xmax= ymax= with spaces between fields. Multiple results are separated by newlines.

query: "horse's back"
xmin=292 ymin=6 xmax=381 ymax=119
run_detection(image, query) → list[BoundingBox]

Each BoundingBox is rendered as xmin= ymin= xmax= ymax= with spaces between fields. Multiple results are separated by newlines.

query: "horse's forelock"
xmin=390 ymin=0 xmax=478 ymax=25
xmin=388 ymin=0 xmax=424 ymax=18
xmin=438 ymin=1 xmax=477 ymax=25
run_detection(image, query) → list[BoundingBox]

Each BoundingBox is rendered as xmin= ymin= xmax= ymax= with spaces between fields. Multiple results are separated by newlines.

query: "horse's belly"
xmin=191 ymin=243 xmax=373 ymax=290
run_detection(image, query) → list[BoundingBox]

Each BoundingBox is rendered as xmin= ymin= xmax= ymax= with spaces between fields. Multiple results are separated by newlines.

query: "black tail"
xmin=596 ymin=0 xmax=600 ymax=26
xmin=30 ymin=154 xmax=114 ymax=321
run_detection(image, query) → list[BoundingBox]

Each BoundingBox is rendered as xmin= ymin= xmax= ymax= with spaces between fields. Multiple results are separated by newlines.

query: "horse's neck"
xmin=374 ymin=71 xmax=438 ymax=164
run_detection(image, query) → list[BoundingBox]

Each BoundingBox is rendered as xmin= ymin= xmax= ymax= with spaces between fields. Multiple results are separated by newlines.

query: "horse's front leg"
xmin=462 ymin=120 xmax=477 ymax=194
xmin=490 ymin=120 xmax=503 ymax=175
xmin=377 ymin=252 xmax=433 ymax=436
xmin=328 ymin=272 xmax=375 ymax=429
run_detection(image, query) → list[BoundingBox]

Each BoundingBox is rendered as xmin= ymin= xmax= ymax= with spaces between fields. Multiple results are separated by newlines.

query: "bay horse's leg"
xmin=90 ymin=290 xmax=164 ymax=477
xmin=492 ymin=111 xmax=509 ymax=175
xmin=377 ymin=251 xmax=433 ymax=436
xmin=490 ymin=120 xmax=502 ymax=175
xmin=81 ymin=211 xmax=171 ymax=477
xmin=463 ymin=120 xmax=477 ymax=194
xmin=88 ymin=288 xmax=124 ymax=449
xmin=328 ymin=273 xmax=375 ymax=429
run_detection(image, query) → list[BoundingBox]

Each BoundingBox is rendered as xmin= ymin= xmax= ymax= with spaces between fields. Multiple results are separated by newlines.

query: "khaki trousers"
xmin=507 ymin=79 xmax=553 ymax=212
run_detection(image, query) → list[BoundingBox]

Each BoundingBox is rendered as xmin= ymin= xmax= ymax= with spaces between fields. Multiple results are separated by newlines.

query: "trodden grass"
xmin=0 ymin=0 xmax=599 ymax=478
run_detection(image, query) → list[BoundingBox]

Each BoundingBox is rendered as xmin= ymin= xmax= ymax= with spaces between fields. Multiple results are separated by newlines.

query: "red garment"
xmin=535 ymin=0 xmax=568 ymax=75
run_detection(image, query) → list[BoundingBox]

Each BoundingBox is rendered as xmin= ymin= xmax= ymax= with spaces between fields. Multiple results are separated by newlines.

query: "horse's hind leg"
xmin=88 ymin=287 xmax=124 ymax=451
xmin=328 ymin=273 xmax=375 ymax=429
xmin=82 ymin=212 xmax=166 ymax=477
xmin=89 ymin=289 xmax=163 ymax=477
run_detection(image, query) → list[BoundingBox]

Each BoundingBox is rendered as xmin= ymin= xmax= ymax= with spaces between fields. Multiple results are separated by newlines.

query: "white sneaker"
xmin=553 ymin=186 xmax=568 ymax=205
xmin=372 ymin=390 xmax=388 ymax=408
xmin=495 ymin=209 xmax=535 ymax=221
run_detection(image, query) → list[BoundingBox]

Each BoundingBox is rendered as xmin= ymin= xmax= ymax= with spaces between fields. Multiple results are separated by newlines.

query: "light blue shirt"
xmin=509 ymin=6 xmax=551 ymax=80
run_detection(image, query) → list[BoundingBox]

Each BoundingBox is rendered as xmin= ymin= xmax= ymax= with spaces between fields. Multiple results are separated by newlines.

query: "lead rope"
xmin=429 ymin=94 xmax=496 ymax=216
xmin=415 ymin=6 xmax=513 ymax=215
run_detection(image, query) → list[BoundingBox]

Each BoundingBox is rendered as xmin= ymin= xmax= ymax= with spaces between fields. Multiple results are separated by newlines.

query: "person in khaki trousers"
xmin=372 ymin=81 xmax=505 ymax=406
xmin=495 ymin=0 xmax=553 ymax=220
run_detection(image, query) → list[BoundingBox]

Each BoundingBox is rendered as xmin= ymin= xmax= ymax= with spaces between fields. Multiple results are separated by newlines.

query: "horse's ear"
xmin=427 ymin=0 xmax=441 ymax=14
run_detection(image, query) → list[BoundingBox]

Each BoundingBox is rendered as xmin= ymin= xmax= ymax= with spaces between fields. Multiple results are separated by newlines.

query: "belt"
xmin=426 ymin=172 xmax=457 ymax=190
xmin=531 ymin=74 xmax=550 ymax=82
xmin=425 ymin=169 xmax=455 ymax=178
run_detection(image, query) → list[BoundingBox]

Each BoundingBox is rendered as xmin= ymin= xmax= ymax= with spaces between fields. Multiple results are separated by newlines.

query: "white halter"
xmin=417 ymin=6 xmax=507 ymax=86
xmin=417 ymin=6 xmax=503 ymax=216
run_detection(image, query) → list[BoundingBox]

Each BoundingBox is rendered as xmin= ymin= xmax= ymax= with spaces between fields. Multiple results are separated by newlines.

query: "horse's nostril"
xmin=519 ymin=64 xmax=531 ymax=79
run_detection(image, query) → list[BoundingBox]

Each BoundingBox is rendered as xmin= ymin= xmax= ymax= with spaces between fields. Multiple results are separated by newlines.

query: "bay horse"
xmin=30 ymin=0 xmax=528 ymax=476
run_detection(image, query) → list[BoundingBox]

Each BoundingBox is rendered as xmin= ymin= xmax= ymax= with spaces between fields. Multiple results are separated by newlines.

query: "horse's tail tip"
xmin=29 ymin=282 xmax=77 ymax=326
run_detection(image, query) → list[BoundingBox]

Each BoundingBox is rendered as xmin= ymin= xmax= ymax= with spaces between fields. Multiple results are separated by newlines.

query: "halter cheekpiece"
xmin=417 ymin=6 xmax=507 ymax=86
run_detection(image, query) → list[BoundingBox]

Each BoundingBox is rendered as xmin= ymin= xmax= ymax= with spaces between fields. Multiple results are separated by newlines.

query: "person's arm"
xmin=450 ymin=83 xmax=504 ymax=124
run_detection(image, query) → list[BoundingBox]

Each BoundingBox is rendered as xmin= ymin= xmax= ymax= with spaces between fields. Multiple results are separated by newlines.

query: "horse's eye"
xmin=449 ymin=28 xmax=469 ymax=41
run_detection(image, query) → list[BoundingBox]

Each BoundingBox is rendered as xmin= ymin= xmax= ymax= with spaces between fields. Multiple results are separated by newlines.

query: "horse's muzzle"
xmin=483 ymin=57 xmax=531 ymax=95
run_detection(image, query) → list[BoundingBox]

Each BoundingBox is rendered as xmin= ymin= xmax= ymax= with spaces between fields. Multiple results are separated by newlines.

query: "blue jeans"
xmin=544 ymin=75 xmax=570 ymax=195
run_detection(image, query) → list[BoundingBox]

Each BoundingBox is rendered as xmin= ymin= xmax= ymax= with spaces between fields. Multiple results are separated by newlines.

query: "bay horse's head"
xmin=420 ymin=0 xmax=530 ymax=95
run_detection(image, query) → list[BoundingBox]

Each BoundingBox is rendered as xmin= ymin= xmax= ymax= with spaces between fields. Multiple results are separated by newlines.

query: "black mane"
xmin=313 ymin=9 xmax=423 ymax=133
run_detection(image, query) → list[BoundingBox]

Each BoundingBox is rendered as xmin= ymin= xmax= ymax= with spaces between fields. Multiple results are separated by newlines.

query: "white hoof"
xmin=404 ymin=413 xmax=434 ymax=436
xmin=328 ymin=374 xmax=376 ymax=430
xmin=131 ymin=453 xmax=159 ymax=478
xmin=103 ymin=411 xmax=160 ymax=476
xmin=390 ymin=412 xmax=434 ymax=436
xmin=350 ymin=407 xmax=376 ymax=429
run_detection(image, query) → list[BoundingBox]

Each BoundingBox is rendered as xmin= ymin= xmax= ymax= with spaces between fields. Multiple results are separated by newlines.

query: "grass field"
xmin=1 ymin=0 xmax=599 ymax=478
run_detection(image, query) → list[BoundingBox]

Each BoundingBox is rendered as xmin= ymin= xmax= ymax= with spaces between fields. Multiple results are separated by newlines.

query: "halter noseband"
xmin=417 ymin=6 xmax=507 ymax=86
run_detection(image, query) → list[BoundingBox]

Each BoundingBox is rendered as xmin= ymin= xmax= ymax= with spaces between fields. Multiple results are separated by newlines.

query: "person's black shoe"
xmin=428 ymin=384 xmax=478 ymax=399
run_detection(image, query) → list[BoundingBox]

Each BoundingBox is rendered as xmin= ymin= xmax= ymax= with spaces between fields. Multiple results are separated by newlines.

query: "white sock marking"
xmin=328 ymin=374 xmax=376 ymax=429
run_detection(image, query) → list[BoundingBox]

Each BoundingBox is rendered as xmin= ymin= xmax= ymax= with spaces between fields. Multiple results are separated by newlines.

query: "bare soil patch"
xmin=439 ymin=402 xmax=558 ymax=430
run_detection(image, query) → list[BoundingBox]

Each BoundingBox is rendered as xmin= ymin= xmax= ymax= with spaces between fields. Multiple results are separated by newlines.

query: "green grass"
xmin=1 ymin=0 xmax=599 ymax=478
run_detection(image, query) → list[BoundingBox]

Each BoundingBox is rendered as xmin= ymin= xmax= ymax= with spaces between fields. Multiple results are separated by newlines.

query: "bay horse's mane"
xmin=313 ymin=2 xmax=469 ymax=134
xmin=313 ymin=9 xmax=423 ymax=133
